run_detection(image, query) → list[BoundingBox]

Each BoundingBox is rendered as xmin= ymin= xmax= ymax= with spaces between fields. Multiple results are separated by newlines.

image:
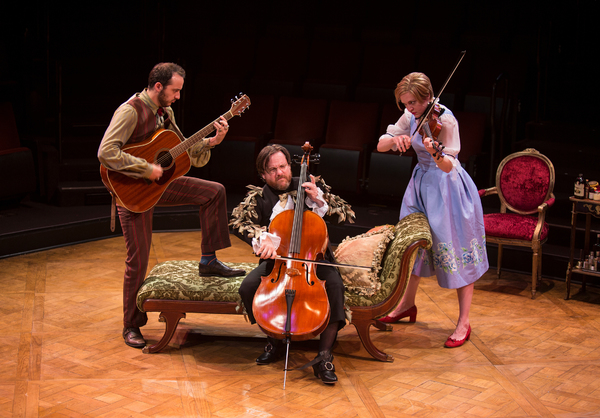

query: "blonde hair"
xmin=394 ymin=72 xmax=434 ymax=110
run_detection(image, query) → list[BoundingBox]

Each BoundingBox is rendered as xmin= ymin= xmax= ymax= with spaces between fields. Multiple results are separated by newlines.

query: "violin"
xmin=419 ymin=102 xmax=445 ymax=158
xmin=252 ymin=142 xmax=330 ymax=382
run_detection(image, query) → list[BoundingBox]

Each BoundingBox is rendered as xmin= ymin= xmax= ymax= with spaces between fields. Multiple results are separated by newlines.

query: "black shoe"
xmin=256 ymin=339 xmax=283 ymax=365
xmin=123 ymin=327 xmax=145 ymax=348
xmin=312 ymin=350 xmax=337 ymax=384
xmin=198 ymin=260 xmax=245 ymax=277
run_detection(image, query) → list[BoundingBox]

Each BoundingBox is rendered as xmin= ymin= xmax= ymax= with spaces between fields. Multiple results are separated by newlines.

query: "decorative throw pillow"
xmin=334 ymin=225 xmax=395 ymax=297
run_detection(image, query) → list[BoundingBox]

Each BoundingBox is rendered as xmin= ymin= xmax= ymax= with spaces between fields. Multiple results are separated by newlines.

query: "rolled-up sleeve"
xmin=98 ymin=105 xmax=153 ymax=179
xmin=189 ymin=139 xmax=212 ymax=167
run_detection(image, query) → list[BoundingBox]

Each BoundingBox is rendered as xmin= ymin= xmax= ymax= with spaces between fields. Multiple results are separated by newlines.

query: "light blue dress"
xmin=399 ymin=107 xmax=488 ymax=289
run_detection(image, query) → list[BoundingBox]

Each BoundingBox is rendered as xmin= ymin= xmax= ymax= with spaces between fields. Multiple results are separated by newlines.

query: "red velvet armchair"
xmin=478 ymin=148 xmax=555 ymax=298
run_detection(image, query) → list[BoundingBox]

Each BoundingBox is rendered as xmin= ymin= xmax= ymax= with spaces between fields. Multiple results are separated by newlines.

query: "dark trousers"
xmin=238 ymin=259 xmax=346 ymax=330
xmin=119 ymin=176 xmax=231 ymax=328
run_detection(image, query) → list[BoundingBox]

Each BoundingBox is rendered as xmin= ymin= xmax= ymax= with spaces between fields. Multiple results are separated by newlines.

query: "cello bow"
xmin=273 ymin=255 xmax=372 ymax=271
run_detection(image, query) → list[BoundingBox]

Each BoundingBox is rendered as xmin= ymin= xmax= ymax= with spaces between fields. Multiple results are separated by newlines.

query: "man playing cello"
xmin=231 ymin=144 xmax=352 ymax=385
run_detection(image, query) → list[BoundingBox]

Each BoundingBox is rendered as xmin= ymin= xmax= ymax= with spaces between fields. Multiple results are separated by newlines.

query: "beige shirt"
xmin=98 ymin=89 xmax=211 ymax=179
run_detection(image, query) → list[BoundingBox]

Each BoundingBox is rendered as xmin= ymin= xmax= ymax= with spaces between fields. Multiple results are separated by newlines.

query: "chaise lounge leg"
xmin=374 ymin=319 xmax=393 ymax=332
xmin=143 ymin=311 xmax=186 ymax=354
xmin=352 ymin=320 xmax=394 ymax=362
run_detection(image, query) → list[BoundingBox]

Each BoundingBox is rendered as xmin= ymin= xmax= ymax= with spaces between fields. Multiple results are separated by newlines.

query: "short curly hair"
xmin=148 ymin=63 xmax=186 ymax=90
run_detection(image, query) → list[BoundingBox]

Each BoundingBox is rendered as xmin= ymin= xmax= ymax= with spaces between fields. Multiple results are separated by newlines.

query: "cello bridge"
xmin=286 ymin=268 xmax=301 ymax=277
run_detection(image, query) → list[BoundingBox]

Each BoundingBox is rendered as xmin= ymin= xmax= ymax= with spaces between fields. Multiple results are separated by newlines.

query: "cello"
xmin=252 ymin=142 xmax=330 ymax=386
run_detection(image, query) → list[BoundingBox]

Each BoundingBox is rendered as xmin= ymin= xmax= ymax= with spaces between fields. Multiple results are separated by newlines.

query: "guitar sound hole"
xmin=156 ymin=150 xmax=173 ymax=169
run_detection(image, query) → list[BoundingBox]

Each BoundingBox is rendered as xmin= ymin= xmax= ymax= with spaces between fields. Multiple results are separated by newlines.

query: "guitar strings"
xmin=154 ymin=115 xmax=232 ymax=167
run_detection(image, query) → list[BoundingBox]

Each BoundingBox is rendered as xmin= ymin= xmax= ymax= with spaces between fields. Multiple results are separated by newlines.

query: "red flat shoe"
xmin=444 ymin=325 xmax=471 ymax=348
xmin=379 ymin=305 xmax=417 ymax=323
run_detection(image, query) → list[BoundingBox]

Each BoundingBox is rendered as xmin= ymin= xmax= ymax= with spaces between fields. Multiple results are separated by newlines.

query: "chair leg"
xmin=497 ymin=244 xmax=503 ymax=279
xmin=538 ymin=246 xmax=543 ymax=294
xmin=531 ymin=250 xmax=538 ymax=299
xmin=538 ymin=246 xmax=543 ymax=281
xmin=142 ymin=310 xmax=186 ymax=354
xmin=350 ymin=319 xmax=394 ymax=362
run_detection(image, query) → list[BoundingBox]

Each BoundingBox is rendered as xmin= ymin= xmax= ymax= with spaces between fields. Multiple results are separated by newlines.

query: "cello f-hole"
xmin=270 ymin=263 xmax=286 ymax=284
xmin=304 ymin=263 xmax=315 ymax=286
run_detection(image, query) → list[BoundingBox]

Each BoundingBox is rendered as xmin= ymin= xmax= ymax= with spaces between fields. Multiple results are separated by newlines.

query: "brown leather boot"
xmin=123 ymin=327 xmax=145 ymax=348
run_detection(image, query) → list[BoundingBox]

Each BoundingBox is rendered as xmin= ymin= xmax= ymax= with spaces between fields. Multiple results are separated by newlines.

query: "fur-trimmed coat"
xmin=229 ymin=176 xmax=355 ymax=247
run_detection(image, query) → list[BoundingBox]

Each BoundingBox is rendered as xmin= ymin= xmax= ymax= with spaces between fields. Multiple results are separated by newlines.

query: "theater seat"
xmin=268 ymin=96 xmax=329 ymax=168
xmin=318 ymin=100 xmax=379 ymax=195
xmin=366 ymin=102 xmax=415 ymax=200
xmin=0 ymin=102 xmax=36 ymax=203
xmin=207 ymin=95 xmax=275 ymax=187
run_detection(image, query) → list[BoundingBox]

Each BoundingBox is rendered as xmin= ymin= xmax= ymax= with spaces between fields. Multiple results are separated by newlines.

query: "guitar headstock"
xmin=230 ymin=93 xmax=251 ymax=116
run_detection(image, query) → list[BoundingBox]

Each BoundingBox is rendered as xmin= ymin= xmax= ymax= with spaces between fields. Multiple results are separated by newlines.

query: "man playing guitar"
xmin=98 ymin=62 xmax=245 ymax=349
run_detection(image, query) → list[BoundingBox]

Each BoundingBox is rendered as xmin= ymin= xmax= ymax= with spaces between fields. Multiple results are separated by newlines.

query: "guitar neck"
xmin=170 ymin=109 xmax=235 ymax=158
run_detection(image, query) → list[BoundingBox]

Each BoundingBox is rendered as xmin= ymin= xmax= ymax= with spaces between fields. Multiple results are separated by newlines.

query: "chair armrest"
xmin=478 ymin=187 xmax=497 ymax=198
xmin=543 ymin=195 xmax=555 ymax=208
xmin=538 ymin=194 xmax=556 ymax=212
xmin=534 ymin=193 xmax=557 ymax=240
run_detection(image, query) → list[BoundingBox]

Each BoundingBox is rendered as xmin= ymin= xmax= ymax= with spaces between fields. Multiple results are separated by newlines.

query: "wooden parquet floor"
xmin=2 ymin=231 xmax=600 ymax=417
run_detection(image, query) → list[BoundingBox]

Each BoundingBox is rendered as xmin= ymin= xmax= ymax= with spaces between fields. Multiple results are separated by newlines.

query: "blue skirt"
xmin=400 ymin=159 xmax=489 ymax=289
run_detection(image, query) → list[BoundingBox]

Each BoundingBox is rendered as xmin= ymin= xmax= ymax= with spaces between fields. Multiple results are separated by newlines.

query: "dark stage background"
xmin=1 ymin=0 xmax=599 ymax=268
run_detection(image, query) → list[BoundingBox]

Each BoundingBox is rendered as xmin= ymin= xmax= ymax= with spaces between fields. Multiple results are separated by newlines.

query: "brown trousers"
xmin=118 ymin=176 xmax=231 ymax=328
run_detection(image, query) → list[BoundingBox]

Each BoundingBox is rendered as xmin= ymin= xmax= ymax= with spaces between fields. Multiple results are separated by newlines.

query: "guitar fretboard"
xmin=170 ymin=110 xmax=235 ymax=158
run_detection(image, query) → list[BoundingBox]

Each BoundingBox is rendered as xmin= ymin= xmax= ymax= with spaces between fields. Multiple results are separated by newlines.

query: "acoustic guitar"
xmin=100 ymin=94 xmax=251 ymax=213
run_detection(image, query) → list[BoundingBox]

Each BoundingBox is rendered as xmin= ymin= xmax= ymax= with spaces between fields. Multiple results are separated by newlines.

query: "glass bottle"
xmin=585 ymin=179 xmax=590 ymax=199
xmin=574 ymin=173 xmax=585 ymax=199
xmin=589 ymin=181 xmax=598 ymax=200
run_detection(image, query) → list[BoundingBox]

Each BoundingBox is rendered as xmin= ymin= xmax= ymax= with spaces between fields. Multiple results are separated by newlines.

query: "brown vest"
xmin=126 ymin=96 xmax=170 ymax=144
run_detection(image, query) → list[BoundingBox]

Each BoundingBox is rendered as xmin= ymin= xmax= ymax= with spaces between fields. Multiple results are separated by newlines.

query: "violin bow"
xmin=411 ymin=50 xmax=467 ymax=137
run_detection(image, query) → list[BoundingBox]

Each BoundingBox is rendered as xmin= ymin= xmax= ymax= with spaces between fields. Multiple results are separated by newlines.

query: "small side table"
xmin=565 ymin=196 xmax=600 ymax=299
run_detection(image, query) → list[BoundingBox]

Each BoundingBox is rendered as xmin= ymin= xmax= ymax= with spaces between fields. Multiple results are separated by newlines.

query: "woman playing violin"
xmin=233 ymin=144 xmax=347 ymax=384
xmin=377 ymin=72 xmax=488 ymax=348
